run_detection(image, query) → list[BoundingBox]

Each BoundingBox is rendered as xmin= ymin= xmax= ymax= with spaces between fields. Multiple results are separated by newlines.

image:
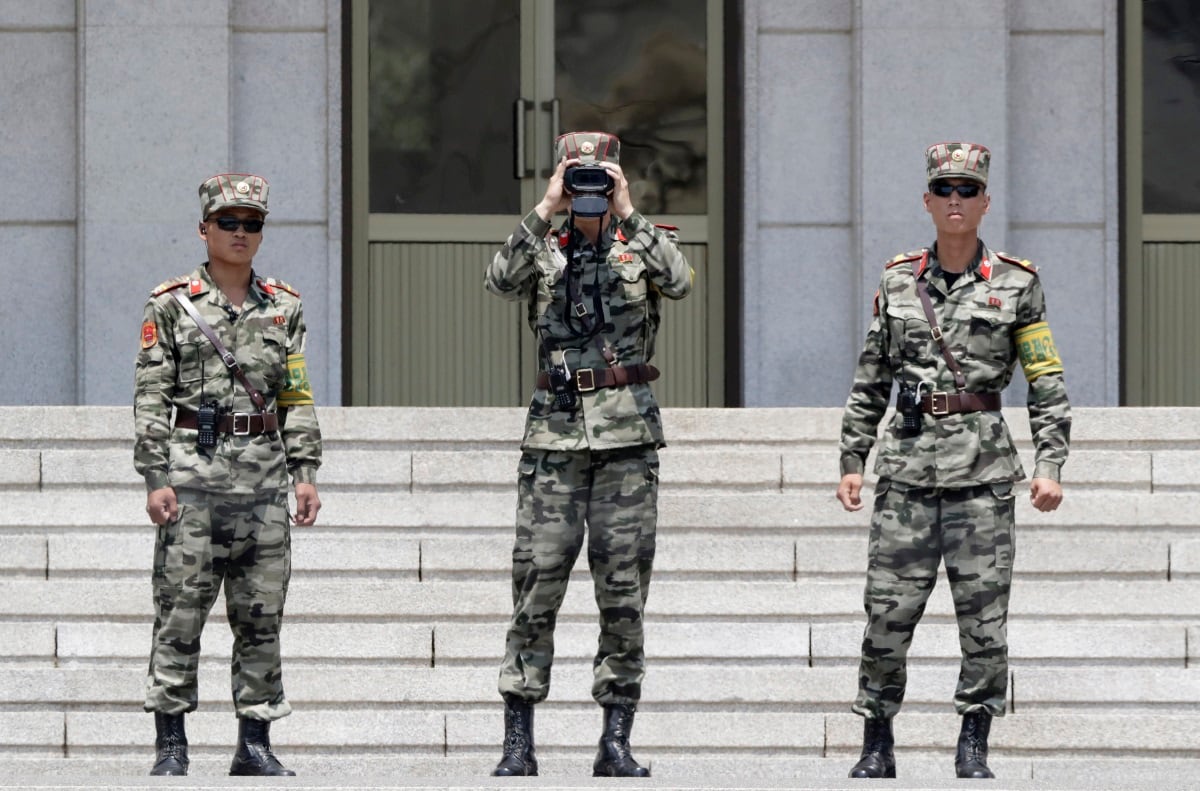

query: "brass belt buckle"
xmin=231 ymin=412 xmax=252 ymax=436
xmin=575 ymin=368 xmax=597 ymax=392
xmin=929 ymin=392 xmax=950 ymax=416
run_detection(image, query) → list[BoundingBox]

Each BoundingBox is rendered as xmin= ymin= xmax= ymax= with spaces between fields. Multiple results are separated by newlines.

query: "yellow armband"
xmin=1015 ymin=321 xmax=1064 ymax=381
xmin=277 ymin=354 xmax=314 ymax=406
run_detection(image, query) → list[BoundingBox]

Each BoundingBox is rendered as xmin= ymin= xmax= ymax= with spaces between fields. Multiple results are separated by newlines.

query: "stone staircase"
xmin=1 ymin=405 xmax=1199 ymax=788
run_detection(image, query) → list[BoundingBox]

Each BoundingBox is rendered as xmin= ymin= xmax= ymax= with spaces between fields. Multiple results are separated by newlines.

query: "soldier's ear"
xmin=198 ymin=222 xmax=206 ymax=235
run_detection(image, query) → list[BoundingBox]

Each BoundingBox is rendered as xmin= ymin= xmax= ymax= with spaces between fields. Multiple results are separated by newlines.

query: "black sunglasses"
xmin=212 ymin=216 xmax=265 ymax=233
xmin=929 ymin=182 xmax=983 ymax=199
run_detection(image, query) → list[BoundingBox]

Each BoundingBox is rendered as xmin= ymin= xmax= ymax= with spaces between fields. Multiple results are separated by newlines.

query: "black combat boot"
xmin=848 ymin=717 xmax=896 ymax=778
xmin=149 ymin=712 xmax=189 ymax=776
xmin=492 ymin=694 xmax=538 ymax=776
xmin=228 ymin=717 xmax=296 ymax=776
xmin=593 ymin=703 xmax=650 ymax=777
xmin=955 ymin=710 xmax=995 ymax=778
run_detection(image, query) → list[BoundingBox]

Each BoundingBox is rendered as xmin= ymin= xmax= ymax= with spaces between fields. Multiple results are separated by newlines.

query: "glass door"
xmin=349 ymin=0 xmax=723 ymax=406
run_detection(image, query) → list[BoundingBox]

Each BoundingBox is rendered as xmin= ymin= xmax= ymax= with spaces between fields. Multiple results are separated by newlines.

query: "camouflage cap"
xmin=925 ymin=142 xmax=990 ymax=186
xmin=554 ymin=131 xmax=620 ymax=164
xmin=199 ymin=173 xmax=270 ymax=219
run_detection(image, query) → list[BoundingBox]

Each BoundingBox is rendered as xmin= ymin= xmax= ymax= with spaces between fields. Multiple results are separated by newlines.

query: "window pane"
xmin=368 ymin=0 xmax=521 ymax=214
xmin=1143 ymin=0 xmax=1200 ymax=213
xmin=555 ymin=0 xmax=708 ymax=215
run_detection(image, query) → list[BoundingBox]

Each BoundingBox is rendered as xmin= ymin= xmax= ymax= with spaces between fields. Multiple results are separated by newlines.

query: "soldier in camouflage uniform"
xmin=835 ymin=143 xmax=1071 ymax=779
xmin=484 ymin=131 xmax=692 ymax=777
xmin=134 ymin=173 xmax=321 ymax=777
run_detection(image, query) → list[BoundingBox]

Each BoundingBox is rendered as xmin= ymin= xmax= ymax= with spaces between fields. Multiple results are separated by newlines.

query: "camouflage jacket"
xmin=485 ymin=210 xmax=692 ymax=450
xmin=134 ymin=264 xmax=322 ymax=495
xmin=839 ymin=242 xmax=1071 ymax=487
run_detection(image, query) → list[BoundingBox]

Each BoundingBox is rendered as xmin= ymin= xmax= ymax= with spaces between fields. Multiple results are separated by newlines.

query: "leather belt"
xmin=920 ymin=392 xmax=1001 ymax=416
xmin=536 ymin=363 xmax=660 ymax=393
xmin=174 ymin=408 xmax=279 ymax=435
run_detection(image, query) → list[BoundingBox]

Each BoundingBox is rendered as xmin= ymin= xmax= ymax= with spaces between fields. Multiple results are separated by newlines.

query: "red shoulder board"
xmin=884 ymin=250 xmax=925 ymax=269
xmin=995 ymin=252 xmax=1039 ymax=275
xmin=654 ymin=223 xmax=679 ymax=232
xmin=150 ymin=276 xmax=189 ymax=297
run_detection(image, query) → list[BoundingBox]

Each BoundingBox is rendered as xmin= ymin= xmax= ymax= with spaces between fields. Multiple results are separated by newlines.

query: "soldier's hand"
xmin=836 ymin=473 xmax=865 ymax=512
xmin=146 ymin=487 xmax=178 ymax=525
xmin=534 ymin=157 xmax=575 ymax=221
xmin=600 ymin=161 xmax=635 ymax=220
xmin=294 ymin=483 xmax=321 ymax=526
xmin=1029 ymin=477 xmax=1063 ymax=512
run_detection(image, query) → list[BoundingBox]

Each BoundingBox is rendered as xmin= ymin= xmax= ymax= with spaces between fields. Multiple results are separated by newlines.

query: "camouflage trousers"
xmin=499 ymin=446 xmax=659 ymax=706
xmin=144 ymin=487 xmax=292 ymax=720
xmin=853 ymin=478 xmax=1015 ymax=720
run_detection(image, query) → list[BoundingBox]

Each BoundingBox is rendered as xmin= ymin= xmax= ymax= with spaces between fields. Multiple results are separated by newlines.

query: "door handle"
xmin=513 ymin=98 xmax=533 ymax=179
xmin=540 ymin=98 xmax=560 ymax=177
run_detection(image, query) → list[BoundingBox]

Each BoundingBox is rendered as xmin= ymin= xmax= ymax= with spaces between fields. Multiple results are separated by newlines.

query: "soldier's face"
xmin=200 ymin=207 xmax=264 ymax=266
xmin=924 ymin=178 xmax=989 ymax=235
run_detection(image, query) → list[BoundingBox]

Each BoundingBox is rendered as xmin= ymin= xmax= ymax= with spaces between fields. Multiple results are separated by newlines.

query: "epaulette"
xmin=654 ymin=223 xmax=679 ymax=232
xmin=260 ymin=277 xmax=301 ymax=297
xmin=884 ymin=249 xmax=925 ymax=269
xmin=150 ymin=276 xmax=190 ymax=297
xmin=995 ymin=252 xmax=1039 ymax=275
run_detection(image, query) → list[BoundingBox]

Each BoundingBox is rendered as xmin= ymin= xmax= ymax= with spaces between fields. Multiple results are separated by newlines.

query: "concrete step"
xmin=0 ymin=662 xmax=1195 ymax=711
xmin=0 ymin=708 xmax=1196 ymax=760
xmin=14 ymin=445 xmax=1194 ymax=492
xmin=25 ymin=530 xmax=1173 ymax=581
xmin=20 ymin=619 xmax=1191 ymax=666
xmin=6 ymin=489 xmax=1200 ymax=533
xmin=0 ymin=754 xmax=1195 ymax=787
xmin=6 ymin=578 xmax=1200 ymax=620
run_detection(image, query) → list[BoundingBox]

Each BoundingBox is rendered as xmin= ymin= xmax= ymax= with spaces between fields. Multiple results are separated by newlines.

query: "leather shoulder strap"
xmin=170 ymin=290 xmax=267 ymax=412
xmin=914 ymin=276 xmax=967 ymax=392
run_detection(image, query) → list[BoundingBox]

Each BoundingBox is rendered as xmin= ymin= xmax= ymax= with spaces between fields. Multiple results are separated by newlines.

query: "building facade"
xmin=4 ymin=1 xmax=1174 ymax=410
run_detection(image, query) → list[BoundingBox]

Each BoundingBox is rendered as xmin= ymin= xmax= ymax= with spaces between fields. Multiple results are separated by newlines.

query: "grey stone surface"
xmin=0 ymin=31 xmax=75 ymax=221
xmin=758 ymin=0 xmax=851 ymax=30
xmin=757 ymin=34 xmax=851 ymax=226
xmin=0 ymin=229 xmax=78 ymax=405
xmin=0 ymin=536 xmax=45 ymax=574
xmin=1011 ymin=0 xmax=1109 ymax=31
xmin=1151 ymin=451 xmax=1200 ymax=490
xmin=0 ymin=450 xmax=39 ymax=486
xmin=0 ymin=623 xmax=55 ymax=658
xmin=0 ymin=0 xmax=74 ymax=26
xmin=232 ymin=0 xmax=327 ymax=29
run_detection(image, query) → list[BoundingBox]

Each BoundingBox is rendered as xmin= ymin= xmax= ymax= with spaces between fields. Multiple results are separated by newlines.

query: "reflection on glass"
xmin=368 ymin=0 xmax=520 ymax=214
xmin=556 ymin=0 xmax=708 ymax=215
xmin=1143 ymin=0 xmax=1200 ymax=213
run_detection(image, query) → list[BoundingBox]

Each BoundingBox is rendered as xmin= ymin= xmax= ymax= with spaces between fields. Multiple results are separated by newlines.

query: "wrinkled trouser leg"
xmin=498 ymin=447 xmax=659 ymax=706
xmin=586 ymin=446 xmax=658 ymax=705
xmin=145 ymin=489 xmax=292 ymax=720
xmin=853 ymin=480 xmax=1014 ymax=720
xmin=943 ymin=483 xmax=1014 ymax=716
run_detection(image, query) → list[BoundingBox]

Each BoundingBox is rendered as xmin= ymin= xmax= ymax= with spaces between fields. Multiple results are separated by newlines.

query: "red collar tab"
xmin=188 ymin=279 xmax=203 ymax=296
xmin=979 ymin=254 xmax=993 ymax=281
xmin=616 ymin=227 xmax=628 ymax=243
xmin=914 ymin=250 xmax=930 ymax=279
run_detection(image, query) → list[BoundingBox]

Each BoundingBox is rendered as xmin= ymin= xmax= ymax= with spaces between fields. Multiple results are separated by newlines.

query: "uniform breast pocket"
xmin=261 ymin=325 xmax=289 ymax=390
xmin=176 ymin=337 xmax=210 ymax=384
xmin=611 ymin=260 xmax=648 ymax=304
xmin=967 ymin=308 xmax=1016 ymax=361
xmin=884 ymin=303 xmax=933 ymax=362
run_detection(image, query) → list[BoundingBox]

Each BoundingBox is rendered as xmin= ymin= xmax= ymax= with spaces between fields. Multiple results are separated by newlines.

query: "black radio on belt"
xmin=547 ymin=366 xmax=578 ymax=411
xmin=897 ymin=384 xmax=923 ymax=435
xmin=196 ymin=400 xmax=220 ymax=448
